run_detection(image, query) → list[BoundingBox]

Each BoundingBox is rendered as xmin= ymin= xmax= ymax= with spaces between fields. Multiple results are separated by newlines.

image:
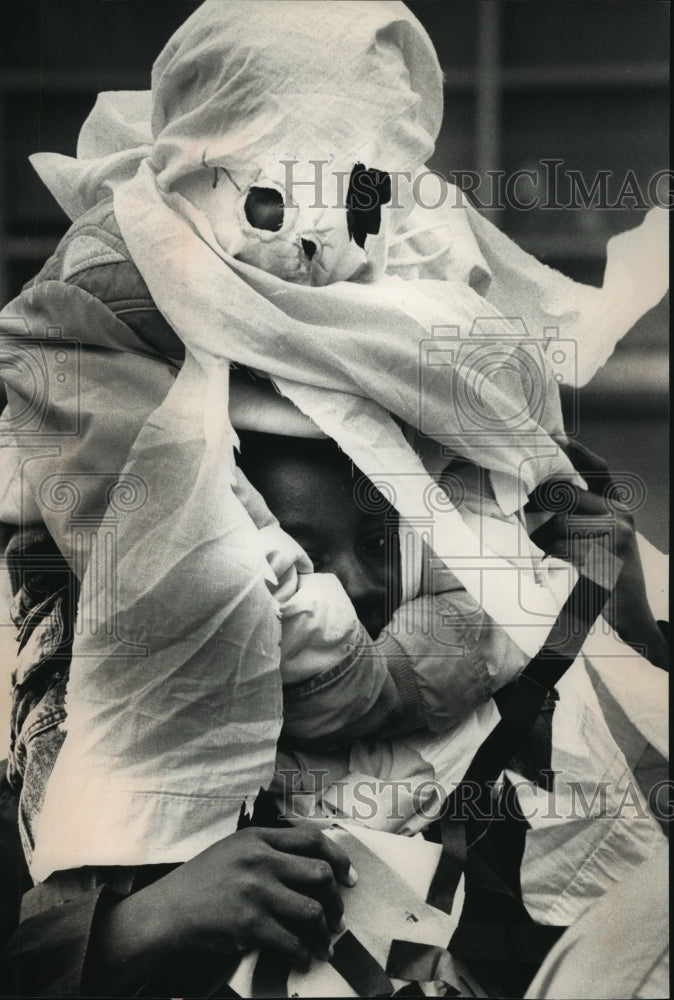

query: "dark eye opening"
xmin=360 ymin=530 xmax=387 ymax=559
xmin=346 ymin=163 xmax=392 ymax=249
xmin=244 ymin=186 xmax=285 ymax=232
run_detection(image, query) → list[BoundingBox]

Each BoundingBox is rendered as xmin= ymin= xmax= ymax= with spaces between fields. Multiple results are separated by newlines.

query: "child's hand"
xmin=88 ymin=825 xmax=357 ymax=994
xmin=527 ymin=440 xmax=668 ymax=668
xmin=259 ymin=523 xmax=313 ymax=604
xmin=279 ymin=573 xmax=362 ymax=685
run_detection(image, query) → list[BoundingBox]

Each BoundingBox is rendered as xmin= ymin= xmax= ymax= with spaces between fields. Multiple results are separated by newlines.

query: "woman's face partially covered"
xmin=238 ymin=434 xmax=400 ymax=638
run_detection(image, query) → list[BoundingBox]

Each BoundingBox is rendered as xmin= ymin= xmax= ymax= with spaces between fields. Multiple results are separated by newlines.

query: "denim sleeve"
xmin=282 ymin=621 xmax=430 ymax=750
xmin=283 ymin=590 xmax=530 ymax=748
xmin=282 ymin=623 xmax=396 ymax=748
xmin=386 ymin=590 xmax=528 ymax=733
xmin=6 ymin=528 xmax=75 ymax=872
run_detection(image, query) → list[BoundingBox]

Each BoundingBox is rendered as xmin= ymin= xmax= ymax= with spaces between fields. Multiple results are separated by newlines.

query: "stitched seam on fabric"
xmin=21 ymin=707 xmax=67 ymax=744
xmin=30 ymin=279 xmax=175 ymax=363
xmin=66 ymin=219 xmax=124 ymax=255
xmin=64 ymin=250 xmax=129 ymax=277
xmin=16 ymin=586 xmax=69 ymax=650
xmin=473 ymin=654 xmax=492 ymax=701
xmin=100 ymin=790 xmax=259 ymax=801
xmin=388 ymin=653 xmax=425 ymax=724
xmin=283 ymin=649 xmax=360 ymax=698
xmin=107 ymin=302 xmax=157 ymax=313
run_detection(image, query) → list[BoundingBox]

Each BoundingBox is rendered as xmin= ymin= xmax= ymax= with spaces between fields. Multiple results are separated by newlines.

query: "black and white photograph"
xmin=0 ymin=2 xmax=669 ymax=997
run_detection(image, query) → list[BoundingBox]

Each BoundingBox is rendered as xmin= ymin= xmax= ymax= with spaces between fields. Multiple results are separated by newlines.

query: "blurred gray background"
xmin=0 ymin=0 xmax=669 ymax=549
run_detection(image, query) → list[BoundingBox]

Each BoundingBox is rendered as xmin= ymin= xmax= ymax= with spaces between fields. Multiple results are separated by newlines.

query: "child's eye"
xmin=361 ymin=534 xmax=387 ymax=558
xmin=244 ymin=186 xmax=285 ymax=232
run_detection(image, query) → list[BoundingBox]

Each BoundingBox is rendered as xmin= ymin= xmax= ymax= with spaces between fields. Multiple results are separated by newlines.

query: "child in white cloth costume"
xmin=228 ymin=369 xmax=531 ymax=748
xmin=229 ymin=379 xmax=668 ymax=934
xmin=0 ymin=0 xmax=667 ymax=890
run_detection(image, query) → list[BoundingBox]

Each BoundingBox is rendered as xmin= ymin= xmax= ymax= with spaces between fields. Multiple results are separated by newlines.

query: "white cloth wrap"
xmin=31 ymin=353 xmax=284 ymax=878
xmin=26 ymin=0 xmax=668 ymax=877
xmin=317 ymin=551 xmax=668 ymax=927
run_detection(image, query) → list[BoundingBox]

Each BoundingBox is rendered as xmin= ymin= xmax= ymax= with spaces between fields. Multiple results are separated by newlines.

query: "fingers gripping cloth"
xmin=0 ymin=0 xmax=666 ymax=878
xmin=223 ymin=826 xmax=472 ymax=998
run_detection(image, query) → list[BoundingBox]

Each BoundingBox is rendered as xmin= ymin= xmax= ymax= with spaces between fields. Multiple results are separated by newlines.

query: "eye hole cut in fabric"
xmin=244 ymin=186 xmax=285 ymax=232
xmin=346 ymin=163 xmax=392 ymax=249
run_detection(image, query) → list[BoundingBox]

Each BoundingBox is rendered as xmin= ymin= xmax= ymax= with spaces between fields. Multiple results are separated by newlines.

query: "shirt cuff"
xmin=1 ymin=882 xmax=123 ymax=998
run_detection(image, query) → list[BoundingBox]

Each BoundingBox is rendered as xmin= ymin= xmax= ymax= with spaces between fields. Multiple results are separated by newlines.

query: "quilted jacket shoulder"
xmin=24 ymin=199 xmax=184 ymax=363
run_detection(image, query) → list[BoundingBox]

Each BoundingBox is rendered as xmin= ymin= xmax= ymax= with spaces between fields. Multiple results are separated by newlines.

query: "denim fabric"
xmin=5 ymin=529 xmax=77 ymax=863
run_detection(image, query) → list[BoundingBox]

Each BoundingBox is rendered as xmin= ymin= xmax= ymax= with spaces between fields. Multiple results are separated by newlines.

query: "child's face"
xmin=240 ymin=436 xmax=400 ymax=638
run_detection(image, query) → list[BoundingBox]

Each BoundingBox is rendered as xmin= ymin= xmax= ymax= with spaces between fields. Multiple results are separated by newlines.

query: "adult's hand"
xmin=527 ymin=439 xmax=668 ymax=669
xmin=86 ymin=824 xmax=356 ymax=995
